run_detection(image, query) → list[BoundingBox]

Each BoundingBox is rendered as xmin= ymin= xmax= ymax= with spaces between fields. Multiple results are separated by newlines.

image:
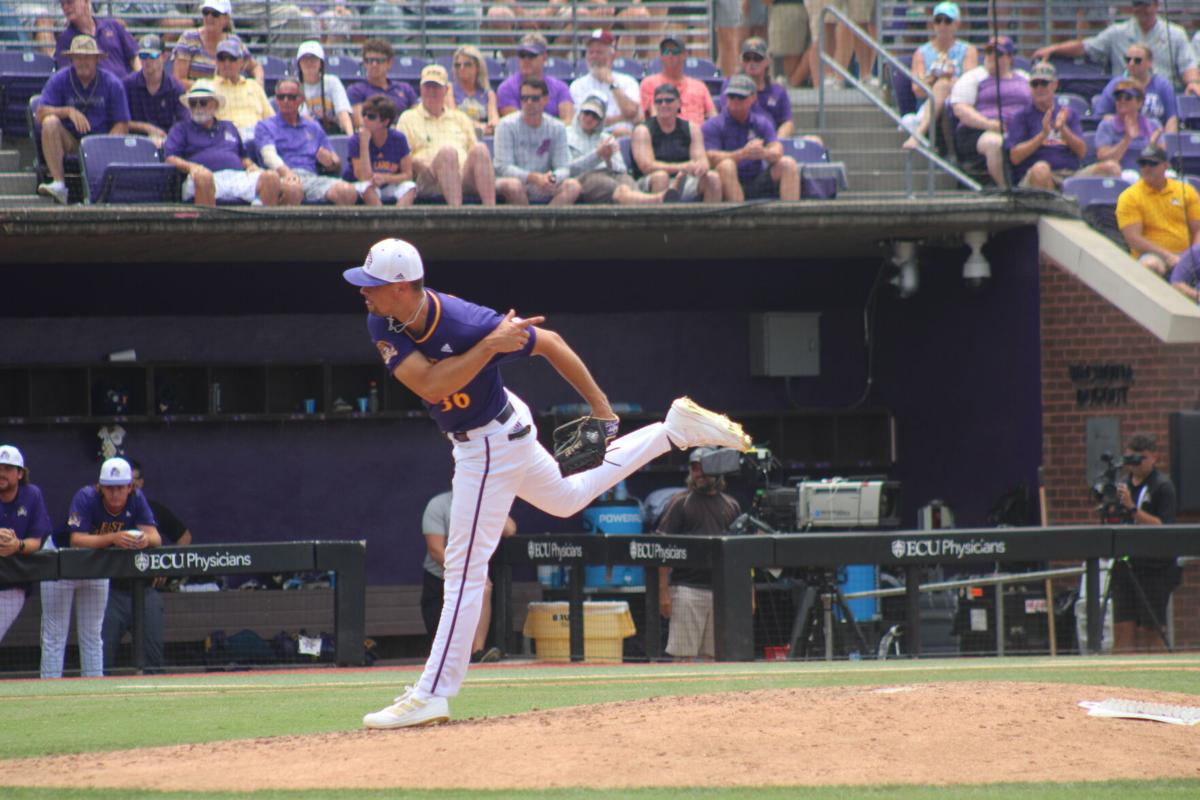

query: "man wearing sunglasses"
xmin=53 ymin=0 xmax=139 ymax=79
xmin=254 ymin=78 xmax=357 ymax=206
xmin=165 ymin=81 xmax=283 ymax=207
xmin=1033 ymin=0 xmax=1200 ymax=98
xmin=348 ymin=39 xmax=418 ymax=131
xmin=496 ymin=33 xmax=574 ymax=122
xmin=1116 ymin=144 xmax=1200 ymax=276
xmin=210 ymin=38 xmax=272 ymax=142
xmin=703 ymin=74 xmax=799 ymax=202
xmin=639 ymin=34 xmax=717 ymax=125
xmin=495 ymin=77 xmax=581 ymax=206
xmin=123 ymin=34 xmax=186 ymax=149
xmin=632 ymin=83 xmax=722 ymax=203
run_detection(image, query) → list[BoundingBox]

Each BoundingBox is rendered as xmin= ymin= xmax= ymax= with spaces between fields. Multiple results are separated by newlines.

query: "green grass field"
xmin=2 ymin=656 xmax=1198 ymax=799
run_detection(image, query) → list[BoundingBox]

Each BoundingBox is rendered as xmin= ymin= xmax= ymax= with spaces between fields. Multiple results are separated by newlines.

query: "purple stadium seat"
xmin=79 ymin=135 xmax=179 ymax=204
xmin=1061 ymin=176 xmax=1129 ymax=209
xmin=1162 ymin=132 xmax=1200 ymax=173
xmin=781 ymin=138 xmax=829 ymax=164
xmin=389 ymin=55 xmax=427 ymax=88
xmin=322 ymin=55 xmax=361 ymax=81
xmin=27 ymin=94 xmax=80 ymax=187
xmin=618 ymin=135 xmax=632 ymax=170
xmin=1055 ymin=93 xmax=1089 ymax=119
xmin=1048 ymin=57 xmax=1108 ymax=101
xmin=505 ymin=56 xmax=576 ymax=81
xmin=1179 ymin=94 xmax=1200 ymax=131
xmin=1081 ymin=130 xmax=1097 ymax=164
xmin=326 ymin=134 xmax=351 ymax=168
xmin=890 ymin=54 xmax=918 ymax=117
xmin=574 ymin=57 xmax=645 ymax=82
xmin=1 ymin=51 xmax=54 ymax=137
xmin=258 ymin=55 xmax=288 ymax=96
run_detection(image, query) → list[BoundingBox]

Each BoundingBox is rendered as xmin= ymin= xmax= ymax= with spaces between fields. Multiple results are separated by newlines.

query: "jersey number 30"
xmin=440 ymin=392 xmax=471 ymax=412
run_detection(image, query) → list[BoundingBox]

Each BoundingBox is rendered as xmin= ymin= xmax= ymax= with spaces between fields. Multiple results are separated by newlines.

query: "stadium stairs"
xmin=0 ymin=137 xmax=51 ymax=206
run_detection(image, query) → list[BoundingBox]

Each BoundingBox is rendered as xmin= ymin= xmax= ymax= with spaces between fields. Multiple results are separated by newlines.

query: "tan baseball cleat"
xmin=664 ymin=397 xmax=753 ymax=452
xmin=363 ymin=686 xmax=450 ymax=729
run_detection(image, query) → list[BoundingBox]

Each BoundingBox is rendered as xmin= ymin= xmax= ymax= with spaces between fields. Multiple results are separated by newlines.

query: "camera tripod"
xmin=786 ymin=569 xmax=871 ymax=660
xmin=1100 ymin=557 xmax=1173 ymax=652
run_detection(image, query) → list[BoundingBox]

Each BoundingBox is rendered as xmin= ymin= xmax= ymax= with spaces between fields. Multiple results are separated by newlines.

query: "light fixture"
xmin=962 ymin=230 xmax=990 ymax=289
xmin=890 ymin=240 xmax=919 ymax=299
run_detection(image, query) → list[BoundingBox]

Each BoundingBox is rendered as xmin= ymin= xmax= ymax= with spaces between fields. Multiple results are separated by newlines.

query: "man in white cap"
xmin=165 ymin=81 xmax=283 ymax=207
xmin=36 ymin=34 xmax=131 ymax=204
xmin=41 ymin=457 xmax=160 ymax=679
xmin=0 ymin=445 xmax=52 ymax=647
xmin=347 ymin=237 xmax=752 ymax=728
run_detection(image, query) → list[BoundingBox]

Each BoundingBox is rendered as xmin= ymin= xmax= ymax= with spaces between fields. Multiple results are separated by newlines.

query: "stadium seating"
xmin=782 ymin=138 xmax=829 ymax=164
xmin=26 ymin=94 xmax=80 ymax=190
xmin=619 ymin=135 xmax=632 ymax=171
xmin=1080 ymin=130 xmax=1097 ymax=164
xmin=1056 ymin=93 xmax=1089 ymax=120
xmin=0 ymin=51 xmax=53 ymax=138
xmin=646 ymin=56 xmax=724 ymax=95
xmin=1179 ymin=95 xmax=1200 ymax=131
xmin=1061 ymin=176 xmax=1129 ymax=209
xmin=326 ymin=134 xmax=352 ymax=169
xmin=1048 ymin=57 xmax=1109 ymax=100
xmin=323 ymin=55 xmax=361 ymax=81
xmin=258 ymin=55 xmax=288 ymax=96
xmin=1161 ymin=132 xmax=1200 ymax=174
xmin=390 ymin=55 xmax=428 ymax=88
xmin=78 ymin=135 xmax=179 ymax=204
xmin=505 ymin=56 xmax=576 ymax=81
xmin=889 ymin=55 xmax=918 ymax=117
xmin=573 ymin=57 xmax=646 ymax=82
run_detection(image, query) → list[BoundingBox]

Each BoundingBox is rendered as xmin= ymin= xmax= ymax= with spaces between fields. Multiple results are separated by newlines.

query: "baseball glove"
xmin=553 ymin=416 xmax=617 ymax=477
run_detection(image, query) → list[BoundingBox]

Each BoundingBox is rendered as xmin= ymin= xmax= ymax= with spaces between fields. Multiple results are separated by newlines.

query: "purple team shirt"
xmin=39 ymin=66 xmax=131 ymax=137
xmin=254 ymin=114 xmax=331 ymax=173
xmin=1092 ymin=74 xmax=1178 ymax=127
xmin=54 ymin=18 xmax=138 ymax=78
xmin=1095 ymin=114 xmax=1163 ymax=170
xmin=67 ymin=485 xmax=157 ymax=535
xmin=1005 ymin=103 xmax=1084 ymax=182
xmin=974 ymin=73 xmax=1032 ymax=129
xmin=717 ymin=80 xmax=792 ymax=132
xmin=343 ymin=129 xmax=410 ymax=180
xmin=496 ymin=73 xmax=572 ymax=117
xmin=347 ymin=79 xmax=418 ymax=115
xmin=123 ymin=70 xmax=187 ymax=133
xmin=164 ymin=118 xmax=246 ymax=172
xmin=368 ymin=289 xmax=537 ymax=432
xmin=1169 ymin=245 xmax=1200 ymax=289
xmin=702 ymin=107 xmax=778 ymax=180
xmin=0 ymin=484 xmax=52 ymax=540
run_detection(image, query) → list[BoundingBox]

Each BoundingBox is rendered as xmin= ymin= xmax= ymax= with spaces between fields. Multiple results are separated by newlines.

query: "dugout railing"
xmin=496 ymin=525 xmax=1200 ymax=662
xmin=0 ymin=541 xmax=366 ymax=669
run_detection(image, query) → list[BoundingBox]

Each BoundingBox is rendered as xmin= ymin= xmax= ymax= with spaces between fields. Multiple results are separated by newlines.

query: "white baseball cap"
xmin=0 ymin=445 xmax=25 ymax=469
xmin=200 ymin=0 xmax=231 ymax=15
xmin=343 ymin=238 xmax=425 ymax=286
xmin=296 ymin=40 xmax=326 ymax=63
xmin=99 ymin=457 xmax=133 ymax=486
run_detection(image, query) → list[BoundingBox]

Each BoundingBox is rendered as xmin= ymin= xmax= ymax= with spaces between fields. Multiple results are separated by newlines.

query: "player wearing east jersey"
xmin=0 ymin=445 xmax=52 ymax=645
xmin=40 ymin=457 xmax=160 ymax=679
xmin=348 ymin=238 xmax=754 ymax=729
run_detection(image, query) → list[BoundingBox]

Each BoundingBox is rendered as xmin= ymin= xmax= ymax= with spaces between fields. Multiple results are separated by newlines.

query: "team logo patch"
xmin=17 ymin=506 xmax=26 ymax=517
xmin=891 ymin=540 xmax=906 ymax=559
xmin=440 ymin=343 xmax=453 ymax=353
xmin=375 ymin=340 xmax=398 ymax=364
xmin=134 ymin=553 xmax=150 ymax=572
xmin=68 ymin=513 xmax=80 ymax=528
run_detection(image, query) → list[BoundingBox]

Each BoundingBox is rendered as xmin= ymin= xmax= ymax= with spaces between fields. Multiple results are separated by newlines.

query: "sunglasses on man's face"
xmin=519 ymin=94 xmax=545 ymax=103
xmin=1124 ymin=55 xmax=1144 ymax=65
xmin=187 ymin=98 xmax=213 ymax=108
xmin=364 ymin=57 xmax=389 ymax=65
xmin=1029 ymin=80 xmax=1051 ymax=88
xmin=933 ymin=15 xmax=953 ymax=24
xmin=654 ymin=96 xmax=677 ymax=105
xmin=139 ymin=52 xmax=161 ymax=60
xmin=202 ymin=8 xmax=223 ymax=18
xmin=1137 ymin=159 xmax=1163 ymax=168
xmin=661 ymin=46 xmax=683 ymax=56
xmin=216 ymin=53 xmax=238 ymax=62
xmin=517 ymin=52 xmax=540 ymax=60
xmin=276 ymin=93 xmax=300 ymax=101
xmin=1114 ymin=91 xmax=1141 ymax=101
xmin=742 ymin=53 xmax=765 ymax=62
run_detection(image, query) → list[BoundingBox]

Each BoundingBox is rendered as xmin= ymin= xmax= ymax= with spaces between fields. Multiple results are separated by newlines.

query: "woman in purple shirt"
xmin=718 ymin=37 xmax=795 ymax=139
xmin=1095 ymin=79 xmax=1164 ymax=180
xmin=1092 ymin=44 xmax=1179 ymax=134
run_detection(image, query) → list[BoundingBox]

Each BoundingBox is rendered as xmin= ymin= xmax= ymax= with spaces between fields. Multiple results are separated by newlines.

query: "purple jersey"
xmin=347 ymin=79 xmax=418 ymax=115
xmin=497 ymin=73 xmax=572 ymax=117
xmin=717 ymin=79 xmax=792 ymax=131
xmin=164 ymin=118 xmax=246 ymax=172
xmin=368 ymin=290 xmax=537 ymax=432
xmin=702 ymin=107 xmax=778 ymax=180
xmin=1095 ymin=114 xmax=1162 ymax=170
xmin=54 ymin=18 xmax=138 ymax=78
xmin=123 ymin=70 xmax=188 ymax=133
xmin=254 ymin=114 xmax=330 ymax=173
xmin=1092 ymin=74 xmax=1178 ymax=127
xmin=40 ymin=66 xmax=131 ymax=137
xmin=1005 ymin=103 xmax=1084 ymax=182
xmin=343 ymin=129 xmax=410 ymax=180
xmin=1 ymin=484 xmax=52 ymax=540
xmin=67 ymin=485 xmax=156 ymax=536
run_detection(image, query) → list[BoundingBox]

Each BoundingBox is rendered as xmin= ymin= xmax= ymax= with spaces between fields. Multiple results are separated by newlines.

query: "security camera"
xmin=890 ymin=240 xmax=919 ymax=299
xmin=962 ymin=231 xmax=990 ymax=289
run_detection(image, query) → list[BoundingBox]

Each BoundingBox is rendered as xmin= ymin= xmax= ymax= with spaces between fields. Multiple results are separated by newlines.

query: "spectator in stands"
xmin=172 ymin=0 xmax=262 ymax=90
xmin=657 ymin=447 xmax=742 ymax=662
xmin=53 ymin=0 xmax=139 ymax=78
xmin=640 ymin=34 xmax=717 ymax=125
xmin=497 ymin=33 xmax=574 ymax=122
xmin=1116 ymin=144 xmax=1200 ymax=276
xmin=1168 ymin=245 xmax=1200 ymax=302
xmin=1032 ymin=0 xmax=1200 ymax=97
xmin=768 ymin=0 xmax=811 ymax=88
xmin=0 ymin=445 xmax=51 ymax=648
xmin=632 ymin=83 xmax=722 ymax=203
xmin=294 ymin=40 xmax=353 ymax=136
xmin=703 ymin=74 xmax=799 ymax=202
xmin=567 ymin=94 xmax=676 ymax=204
xmin=345 ymin=94 xmax=415 ymax=207
xmin=101 ymin=459 xmax=192 ymax=673
xmin=123 ymin=34 xmax=186 ymax=148
xmin=712 ymin=0 xmax=742 ymax=80
xmin=1111 ymin=433 xmax=1180 ymax=653
xmin=420 ymin=489 xmax=513 ymax=664
xmin=211 ymin=39 xmax=272 ymax=141
xmin=447 ymin=44 xmax=499 ymax=139
xmin=719 ymin=37 xmax=795 ymax=139
xmin=41 ymin=457 xmax=159 ymax=679
xmin=495 ymin=77 xmax=581 ymax=205
xmin=36 ymin=34 xmax=131 ymax=204
xmin=1091 ymin=44 xmax=1179 ymax=134
xmin=1 ymin=0 xmax=56 ymax=55
xmin=255 ymin=78 xmax=357 ymax=206
xmin=805 ymin=0 xmax=877 ymax=91
xmin=165 ymin=81 xmax=283 ymax=206
xmin=348 ymin=39 xmax=418 ymax=131
xmin=569 ymin=28 xmax=641 ymax=137
xmin=398 ymin=64 xmax=498 ymax=206
xmin=1095 ymin=80 xmax=1164 ymax=182
xmin=949 ymin=36 xmax=1030 ymax=188
xmin=1007 ymin=62 xmax=1120 ymax=191
xmin=902 ymin=2 xmax=977 ymax=152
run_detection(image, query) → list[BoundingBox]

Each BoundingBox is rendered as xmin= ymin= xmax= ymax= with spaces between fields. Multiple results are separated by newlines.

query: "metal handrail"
xmin=817 ymin=5 xmax=982 ymax=195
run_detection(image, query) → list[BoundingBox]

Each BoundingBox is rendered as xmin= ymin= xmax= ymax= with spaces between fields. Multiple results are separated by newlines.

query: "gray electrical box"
xmin=1085 ymin=417 xmax=1121 ymax=487
xmin=749 ymin=312 xmax=820 ymax=377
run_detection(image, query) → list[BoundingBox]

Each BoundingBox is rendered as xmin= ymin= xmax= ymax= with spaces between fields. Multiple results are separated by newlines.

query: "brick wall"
xmin=1040 ymin=255 xmax=1200 ymax=647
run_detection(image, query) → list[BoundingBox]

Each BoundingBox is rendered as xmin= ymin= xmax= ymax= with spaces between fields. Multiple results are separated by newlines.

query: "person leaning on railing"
xmin=172 ymin=0 xmax=262 ymax=90
xmin=0 ymin=446 xmax=51 ymax=650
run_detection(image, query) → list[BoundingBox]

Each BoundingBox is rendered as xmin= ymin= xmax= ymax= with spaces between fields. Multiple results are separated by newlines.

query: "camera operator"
xmin=1112 ymin=434 xmax=1180 ymax=653
xmin=656 ymin=447 xmax=743 ymax=661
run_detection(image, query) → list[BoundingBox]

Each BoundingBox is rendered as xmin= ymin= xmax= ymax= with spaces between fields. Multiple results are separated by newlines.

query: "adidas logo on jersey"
xmin=440 ymin=343 xmax=453 ymax=353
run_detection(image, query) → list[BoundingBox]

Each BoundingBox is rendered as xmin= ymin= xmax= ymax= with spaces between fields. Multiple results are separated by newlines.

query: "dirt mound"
xmin=9 ymin=682 xmax=1200 ymax=790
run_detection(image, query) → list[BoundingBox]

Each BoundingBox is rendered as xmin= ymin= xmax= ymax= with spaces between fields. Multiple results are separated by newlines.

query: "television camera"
xmin=1092 ymin=451 xmax=1139 ymax=523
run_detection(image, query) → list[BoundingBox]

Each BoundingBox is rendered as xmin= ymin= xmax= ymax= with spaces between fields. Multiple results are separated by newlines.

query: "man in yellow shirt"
xmin=1116 ymin=144 xmax=1200 ymax=276
xmin=211 ymin=39 xmax=273 ymax=141
xmin=396 ymin=65 xmax=497 ymax=207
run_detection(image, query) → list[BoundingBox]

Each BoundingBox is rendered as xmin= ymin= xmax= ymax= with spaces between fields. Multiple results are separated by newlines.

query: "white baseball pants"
xmin=416 ymin=391 xmax=673 ymax=699
xmin=0 ymin=587 xmax=26 ymax=644
xmin=40 ymin=578 xmax=109 ymax=679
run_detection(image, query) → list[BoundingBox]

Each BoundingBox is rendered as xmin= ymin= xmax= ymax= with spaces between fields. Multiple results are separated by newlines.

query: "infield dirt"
xmin=8 ymin=681 xmax=1200 ymax=790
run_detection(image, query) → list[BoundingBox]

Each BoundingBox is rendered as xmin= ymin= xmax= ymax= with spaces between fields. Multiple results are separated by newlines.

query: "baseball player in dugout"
xmin=658 ymin=447 xmax=743 ymax=661
xmin=347 ymin=237 xmax=754 ymax=729
xmin=0 ymin=446 xmax=53 ymax=648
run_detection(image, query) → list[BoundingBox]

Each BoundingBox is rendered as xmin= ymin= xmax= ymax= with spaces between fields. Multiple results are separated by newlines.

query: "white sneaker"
xmin=664 ymin=397 xmax=752 ymax=452
xmin=37 ymin=181 xmax=68 ymax=204
xmin=362 ymin=686 xmax=450 ymax=729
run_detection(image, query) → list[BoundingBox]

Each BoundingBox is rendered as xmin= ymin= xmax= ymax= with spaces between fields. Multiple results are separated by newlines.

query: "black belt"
xmin=451 ymin=401 xmax=517 ymax=442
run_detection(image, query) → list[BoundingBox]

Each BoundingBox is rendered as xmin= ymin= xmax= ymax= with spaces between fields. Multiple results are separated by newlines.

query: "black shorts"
xmin=739 ymin=168 xmax=779 ymax=200
xmin=1110 ymin=559 xmax=1182 ymax=628
xmin=953 ymin=124 xmax=987 ymax=161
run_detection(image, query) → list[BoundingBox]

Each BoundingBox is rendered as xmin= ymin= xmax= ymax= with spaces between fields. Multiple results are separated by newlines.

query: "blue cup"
xmin=302 ymin=398 xmax=316 ymax=414
xmin=356 ymin=396 xmax=368 ymax=413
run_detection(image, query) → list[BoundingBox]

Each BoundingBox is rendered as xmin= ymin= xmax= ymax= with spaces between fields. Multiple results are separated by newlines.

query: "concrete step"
xmin=841 ymin=169 xmax=963 ymax=193
xmin=0 ymin=172 xmax=37 ymax=194
xmin=811 ymin=129 xmax=907 ymax=154
xmin=838 ymin=148 xmax=960 ymax=172
xmin=0 ymin=150 xmax=21 ymax=171
xmin=0 ymin=194 xmax=55 ymax=206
